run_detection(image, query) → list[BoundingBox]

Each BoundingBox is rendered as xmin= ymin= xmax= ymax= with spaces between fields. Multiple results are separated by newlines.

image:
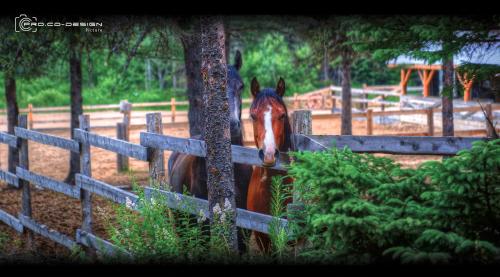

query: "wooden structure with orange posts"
xmin=456 ymin=71 xmax=475 ymax=102
xmin=389 ymin=64 xmax=443 ymax=99
xmin=399 ymin=68 xmax=413 ymax=95
xmin=389 ymin=63 xmax=485 ymax=103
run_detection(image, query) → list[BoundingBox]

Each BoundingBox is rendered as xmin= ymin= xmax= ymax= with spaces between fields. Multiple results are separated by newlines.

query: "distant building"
xmin=387 ymin=41 xmax=500 ymax=103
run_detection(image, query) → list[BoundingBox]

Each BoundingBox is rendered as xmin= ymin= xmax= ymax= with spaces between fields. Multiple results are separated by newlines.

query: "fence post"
xmin=116 ymin=122 xmax=129 ymax=172
xmin=18 ymin=114 xmax=33 ymax=250
xmin=367 ymin=109 xmax=373 ymax=135
xmin=79 ymin=115 xmax=92 ymax=233
xmin=119 ymin=100 xmax=132 ymax=127
xmin=289 ymin=110 xmax=311 ymax=255
xmin=171 ymin=98 xmax=176 ymax=123
xmin=331 ymin=97 xmax=336 ymax=113
xmin=28 ymin=104 xmax=33 ymax=130
xmin=362 ymin=84 xmax=368 ymax=110
xmin=146 ymin=113 xmax=165 ymax=188
xmin=485 ymin=104 xmax=495 ymax=138
xmin=426 ymin=108 xmax=434 ymax=136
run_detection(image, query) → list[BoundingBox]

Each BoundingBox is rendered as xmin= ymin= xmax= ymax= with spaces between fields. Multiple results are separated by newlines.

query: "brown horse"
xmin=167 ymin=50 xmax=253 ymax=252
xmin=247 ymin=77 xmax=293 ymax=252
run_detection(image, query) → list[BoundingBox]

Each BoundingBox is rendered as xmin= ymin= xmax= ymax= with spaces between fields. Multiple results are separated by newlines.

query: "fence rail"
xmin=0 ymin=131 xmax=19 ymax=148
xmin=140 ymin=132 xmax=289 ymax=171
xmin=15 ymin=127 xmax=80 ymax=153
xmin=16 ymin=167 xmax=80 ymax=199
xmin=295 ymin=134 xmax=486 ymax=155
xmin=0 ymin=170 xmax=19 ymax=188
xmin=0 ymin=111 xmax=495 ymax=259
xmin=73 ymin=129 xmax=149 ymax=161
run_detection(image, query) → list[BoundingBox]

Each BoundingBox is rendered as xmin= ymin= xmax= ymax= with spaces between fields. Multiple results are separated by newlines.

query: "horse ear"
xmin=234 ymin=50 xmax=242 ymax=71
xmin=276 ymin=77 xmax=286 ymax=97
xmin=251 ymin=77 xmax=260 ymax=98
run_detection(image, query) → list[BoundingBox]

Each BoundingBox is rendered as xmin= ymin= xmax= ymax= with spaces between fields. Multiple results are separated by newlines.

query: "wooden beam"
xmin=0 ymin=169 xmax=19 ymax=188
xmin=73 ymin=129 xmax=149 ymax=161
xmin=18 ymin=115 xmax=33 ymax=248
xmin=0 ymin=209 xmax=23 ymax=233
xmin=14 ymin=127 xmax=80 ymax=153
xmin=16 ymin=167 xmax=80 ymax=199
xmin=76 ymin=174 xmax=139 ymax=207
xmin=144 ymin=187 xmax=291 ymax=237
xmin=78 ymin=115 xmax=92 ymax=235
xmin=140 ymin=132 xmax=289 ymax=171
xmin=146 ymin=113 xmax=166 ymax=187
xmin=0 ymin=131 xmax=19 ymax=148
xmin=388 ymin=64 xmax=443 ymax=71
xmin=293 ymin=134 xmax=488 ymax=155
xmin=18 ymin=215 xmax=78 ymax=250
xmin=426 ymin=108 xmax=435 ymax=136
xmin=116 ymin=123 xmax=129 ymax=172
xmin=75 ymin=229 xmax=132 ymax=259
xmin=367 ymin=109 xmax=373 ymax=135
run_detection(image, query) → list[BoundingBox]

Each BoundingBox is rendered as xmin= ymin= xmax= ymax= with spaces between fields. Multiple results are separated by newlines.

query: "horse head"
xmin=249 ymin=77 xmax=292 ymax=167
xmin=227 ymin=50 xmax=244 ymax=143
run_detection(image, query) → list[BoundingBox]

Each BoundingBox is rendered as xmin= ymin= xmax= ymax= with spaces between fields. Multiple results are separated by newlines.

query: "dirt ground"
xmin=0 ymin=115 xmax=446 ymax=259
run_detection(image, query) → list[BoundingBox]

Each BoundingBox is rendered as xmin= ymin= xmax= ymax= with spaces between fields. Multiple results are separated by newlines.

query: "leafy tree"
xmin=0 ymin=18 xmax=52 ymax=174
xmin=239 ymin=33 xmax=318 ymax=96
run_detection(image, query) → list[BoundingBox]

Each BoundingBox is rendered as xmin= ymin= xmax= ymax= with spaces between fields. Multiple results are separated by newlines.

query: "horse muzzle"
xmin=258 ymin=148 xmax=280 ymax=167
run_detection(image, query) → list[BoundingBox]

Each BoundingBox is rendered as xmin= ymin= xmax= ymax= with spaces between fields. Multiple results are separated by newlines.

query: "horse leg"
xmin=233 ymin=163 xmax=252 ymax=254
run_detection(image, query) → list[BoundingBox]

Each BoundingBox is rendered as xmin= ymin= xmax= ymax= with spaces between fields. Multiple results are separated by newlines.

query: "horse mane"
xmin=251 ymin=88 xmax=292 ymax=152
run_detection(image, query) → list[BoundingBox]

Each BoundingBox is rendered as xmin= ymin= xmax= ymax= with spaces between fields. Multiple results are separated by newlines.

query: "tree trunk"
xmin=322 ymin=44 xmax=329 ymax=82
xmin=65 ymin=34 xmax=83 ymax=184
xmin=341 ymin=50 xmax=352 ymax=135
xmin=5 ymin=74 xmax=19 ymax=174
xmin=180 ymin=19 xmax=204 ymax=138
xmin=172 ymin=61 xmax=177 ymax=89
xmin=442 ymin=57 xmax=454 ymax=137
xmin=200 ymin=16 xmax=238 ymax=253
xmin=224 ymin=22 xmax=230 ymax=62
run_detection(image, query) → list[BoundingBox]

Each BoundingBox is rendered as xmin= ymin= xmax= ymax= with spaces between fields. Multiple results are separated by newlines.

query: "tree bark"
xmin=5 ymin=74 xmax=19 ymax=174
xmin=66 ymin=33 xmax=83 ymax=184
xmin=341 ymin=50 xmax=352 ymax=135
xmin=442 ymin=57 xmax=454 ymax=137
xmin=322 ymin=44 xmax=329 ymax=82
xmin=200 ymin=16 xmax=238 ymax=253
xmin=180 ymin=19 xmax=204 ymax=138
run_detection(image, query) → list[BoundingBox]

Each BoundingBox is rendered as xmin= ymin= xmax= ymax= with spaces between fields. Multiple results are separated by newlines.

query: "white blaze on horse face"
xmin=234 ymin=97 xmax=240 ymax=122
xmin=263 ymin=105 xmax=276 ymax=156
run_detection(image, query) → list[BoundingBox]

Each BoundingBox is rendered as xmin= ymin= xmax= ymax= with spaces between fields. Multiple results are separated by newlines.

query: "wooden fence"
xmin=0 ymin=110 xmax=493 ymax=259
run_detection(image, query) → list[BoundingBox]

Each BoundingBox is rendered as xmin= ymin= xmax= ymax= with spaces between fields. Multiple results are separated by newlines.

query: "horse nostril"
xmin=258 ymin=149 xmax=265 ymax=162
xmin=274 ymin=149 xmax=280 ymax=160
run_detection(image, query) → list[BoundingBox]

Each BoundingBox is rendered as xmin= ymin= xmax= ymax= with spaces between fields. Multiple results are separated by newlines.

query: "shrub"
xmin=104 ymin=182 xmax=238 ymax=263
xmin=288 ymin=139 xmax=500 ymax=264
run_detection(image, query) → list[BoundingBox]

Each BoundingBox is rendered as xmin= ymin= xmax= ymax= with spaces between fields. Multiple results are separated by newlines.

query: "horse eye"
xmin=279 ymin=114 xmax=286 ymax=121
xmin=250 ymin=114 xmax=257 ymax=120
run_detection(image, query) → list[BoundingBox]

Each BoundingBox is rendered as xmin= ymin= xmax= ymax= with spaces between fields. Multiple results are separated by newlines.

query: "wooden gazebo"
xmin=387 ymin=42 xmax=500 ymax=102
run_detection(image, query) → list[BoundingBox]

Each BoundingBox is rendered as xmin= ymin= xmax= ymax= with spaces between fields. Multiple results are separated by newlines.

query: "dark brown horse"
xmin=247 ymin=77 xmax=293 ymax=252
xmin=167 ymin=50 xmax=253 ymax=252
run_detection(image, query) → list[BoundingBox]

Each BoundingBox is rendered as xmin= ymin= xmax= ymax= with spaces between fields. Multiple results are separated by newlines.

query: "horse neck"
xmin=231 ymin=131 xmax=244 ymax=146
xmin=281 ymin=115 xmax=292 ymax=152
